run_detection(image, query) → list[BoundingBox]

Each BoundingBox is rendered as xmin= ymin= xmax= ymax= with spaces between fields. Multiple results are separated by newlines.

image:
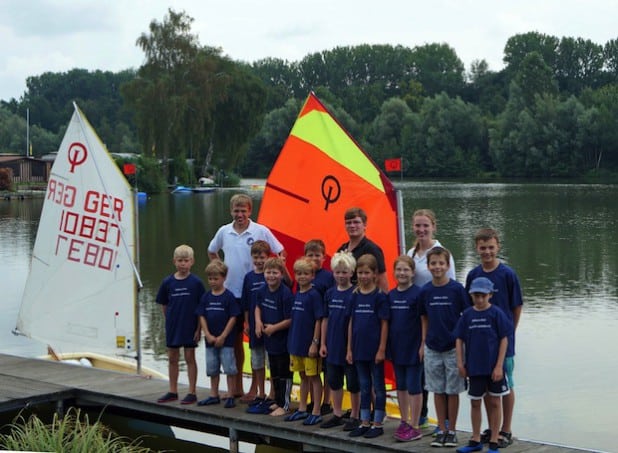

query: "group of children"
xmin=155 ymin=204 xmax=522 ymax=453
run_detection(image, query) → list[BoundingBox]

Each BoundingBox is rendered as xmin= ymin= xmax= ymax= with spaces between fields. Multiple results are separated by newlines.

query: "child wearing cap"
xmin=454 ymin=277 xmax=512 ymax=453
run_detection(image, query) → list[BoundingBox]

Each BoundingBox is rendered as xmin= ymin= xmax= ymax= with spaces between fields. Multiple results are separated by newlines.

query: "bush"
xmin=0 ymin=408 xmax=155 ymax=453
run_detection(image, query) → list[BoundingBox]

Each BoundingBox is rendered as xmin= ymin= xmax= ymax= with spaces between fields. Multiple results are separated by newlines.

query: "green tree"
xmin=513 ymin=52 xmax=558 ymax=106
xmin=409 ymin=43 xmax=465 ymax=97
xmin=367 ymin=97 xmax=414 ymax=168
xmin=555 ymin=37 xmax=604 ymax=93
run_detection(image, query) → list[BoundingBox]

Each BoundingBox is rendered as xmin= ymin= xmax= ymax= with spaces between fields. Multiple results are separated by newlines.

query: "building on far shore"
xmin=0 ymin=154 xmax=51 ymax=184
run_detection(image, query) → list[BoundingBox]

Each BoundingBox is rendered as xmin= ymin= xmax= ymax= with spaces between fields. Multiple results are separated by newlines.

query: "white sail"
xmin=16 ymin=104 xmax=139 ymax=356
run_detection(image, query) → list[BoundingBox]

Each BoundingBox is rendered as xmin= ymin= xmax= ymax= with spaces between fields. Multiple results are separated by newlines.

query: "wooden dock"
xmin=0 ymin=353 xmax=592 ymax=452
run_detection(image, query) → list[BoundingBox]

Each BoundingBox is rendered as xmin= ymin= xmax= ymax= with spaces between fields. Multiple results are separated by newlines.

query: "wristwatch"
xmin=312 ymin=338 xmax=320 ymax=345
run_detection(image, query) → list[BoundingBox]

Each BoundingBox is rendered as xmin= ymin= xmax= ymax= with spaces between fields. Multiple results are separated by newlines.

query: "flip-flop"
xmin=285 ymin=410 xmax=309 ymax=421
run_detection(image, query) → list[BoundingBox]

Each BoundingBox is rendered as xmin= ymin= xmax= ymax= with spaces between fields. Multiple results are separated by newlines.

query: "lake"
xmin=1 ymin=181 xmax=616 ymax=452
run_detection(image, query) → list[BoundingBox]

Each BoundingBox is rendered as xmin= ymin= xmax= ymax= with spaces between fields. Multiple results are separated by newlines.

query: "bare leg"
xmin=167 ymin=348 xmax=179 ymax=393
xmin=184 ymin=347 xmax=197 ymax=394
xmin=446 ymin=394 xmax=459 ymax=431
xmin=233 ymin=330 xmax=244 ymax=396
xmin=470 ymin=398 xmax=483 ymax=441
xmin=409 ymin=392 xmax=422 ymax=428
xmin=331 ymin=388 xmax=344 ymax=417
xmin=487 ymin=395 xmax=502 ymax=444
xmin=310 ymin=375 xmax=323 ymax=416
xmin=210 ymin=374 xmax=220 ymax=397
xmin=397 ymin=389 xmax=410 ymax=423
xmin=434 ymin=393 xmax=448 ymax=432
xmin=298 ymin=373 xmax=308 ymax=411
xmin=501 ymin=389 xmax=515 ymax=434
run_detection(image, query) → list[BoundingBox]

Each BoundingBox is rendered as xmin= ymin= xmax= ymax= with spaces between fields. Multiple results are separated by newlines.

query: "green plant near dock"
xmin=0 ymin=407 xmax=157 ymax=453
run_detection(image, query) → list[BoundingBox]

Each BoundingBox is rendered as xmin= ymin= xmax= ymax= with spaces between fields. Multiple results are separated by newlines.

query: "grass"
xmin=0 ymin=407 xmax=158 ymax=453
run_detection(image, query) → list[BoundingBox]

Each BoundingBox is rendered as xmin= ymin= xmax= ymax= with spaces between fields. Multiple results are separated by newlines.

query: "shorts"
xmin=250 ymin=344 xmax=266 ymax=370
xmin=393 ymin=363 xmax=423 ymax=395
xmin=290 ymin=354 xmax=320 ymax=377
xmin=424 ymin=346 xmax=465 ymax=395
xmin=167 ymin=343 xmax=197 ymax=349
xmin=504 ymin=356 xmax=515 ymax=388
xmin=326 ymin=362 xmax=360 ymax=393
xmin=205 ymin=346 xmax=237 ymax=377
xmin=467 ymin=375 xmax=510 ymax=399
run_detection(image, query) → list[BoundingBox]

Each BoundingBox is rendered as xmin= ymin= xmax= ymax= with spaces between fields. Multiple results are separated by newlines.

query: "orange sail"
xmin=258 ymin=92 xmax=404 ymax=283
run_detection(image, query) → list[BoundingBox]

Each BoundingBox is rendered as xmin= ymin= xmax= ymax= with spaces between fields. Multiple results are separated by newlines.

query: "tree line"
xmin=1 ymin=8 xmax=617 ymax=187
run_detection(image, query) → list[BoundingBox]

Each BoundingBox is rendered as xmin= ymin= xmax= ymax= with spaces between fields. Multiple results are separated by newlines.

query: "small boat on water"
xmin=171 ymin=185 xmax=217 ymax=194
xmin=13 ymin=103 xmax=163 ymax=379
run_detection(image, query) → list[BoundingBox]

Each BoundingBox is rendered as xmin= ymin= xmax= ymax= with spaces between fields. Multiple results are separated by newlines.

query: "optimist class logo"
xmin=67 ymin=142 xmax=88 ymax=173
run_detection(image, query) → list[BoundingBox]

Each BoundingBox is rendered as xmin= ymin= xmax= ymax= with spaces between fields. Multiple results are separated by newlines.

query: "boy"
xmin=155 ymin=244 xmax=205 ymax=404
xmin=285 ymin=257 xmax=325 ymax=426
xmin=319 ymin=251 xmax=361 ymax=431
xmin=208 ymin=193 xmax=286 ymax=399
xmin=455 ymin=277 xmax=512 ymax=453
xmin=465 ymin=228 xmax=523 ymax=448
xmin=254 ymin=257 xmax=293 ymax=416
xmin=304 ymin=239 xmax=335 ymax=415
xmin=195 ymin=260 xmax=241 ymax=408
xmin=419 ymin=246 xmax=469 ymax=448
xmin=240 ymin=240 xmax=271 ymax=404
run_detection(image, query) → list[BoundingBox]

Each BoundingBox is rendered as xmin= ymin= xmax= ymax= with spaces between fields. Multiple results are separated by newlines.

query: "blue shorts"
xmin=424 ymin=346 xmax=465 ymax=395
xmin=250 ymin=344 xmax=266 ymax=370
xmin=393 ymin=363 xmax=423 ymax=395
xmin=206 ymin=346 xmax=237 ymax=377
xmin=467 ymin=375 xmax=510 ymax=399
xmin=504 ymin=356 xmax=515 ymax=388
xmin=326 ymin=362 xmax=360 ymax=393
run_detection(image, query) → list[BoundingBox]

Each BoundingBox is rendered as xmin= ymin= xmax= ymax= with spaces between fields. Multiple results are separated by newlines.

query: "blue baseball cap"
xmin=469 ymin=277 xmax=495 ymax=294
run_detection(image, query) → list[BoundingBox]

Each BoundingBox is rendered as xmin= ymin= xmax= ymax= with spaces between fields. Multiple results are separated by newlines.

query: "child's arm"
xmin=492 ymin=336 xmax=508 ymax=382
xmin=263 ymin=318 xmax=291 ymax=336
xmin=319 ymin=317 xmax=328 ymax=358
xmin=214 ymin=316 xmax=236 ymax=348
xmin=193 ymin=320 xmax=201 ymax=343
xmin=512 ymin=305 xmax=523 ymax=331
xmin=160 ymin=305 xmax=167 ymax=317
xmin=254 ymin=306 xmax=263 ymax=338
xmin=200 ymin=316 xmax=215 ymax=345
xmin=308 ymin=319 xmax=321 ymax=358
xmin=244 ymin=310 xmax=250 ymax=336
xmin=420 ymin=315 xmax=428 ymax=362
xmin=346 ymin=318 xmax=353 ymax=364
xmin=375 ymin=318 xmax=388 ymax=364
xmin=456 ymin=338 xmax=466 ymax=377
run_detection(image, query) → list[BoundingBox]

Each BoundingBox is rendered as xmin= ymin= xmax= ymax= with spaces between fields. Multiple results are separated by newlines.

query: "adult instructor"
xmin=208 ymin=193 xmax=286 ymax=400
xmin=336 ymin=207 xmax=388 ymax=292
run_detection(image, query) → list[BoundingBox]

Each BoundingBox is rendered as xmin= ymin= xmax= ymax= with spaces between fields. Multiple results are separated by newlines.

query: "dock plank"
xmin=0 ymin=354 xmax=594 ymax=452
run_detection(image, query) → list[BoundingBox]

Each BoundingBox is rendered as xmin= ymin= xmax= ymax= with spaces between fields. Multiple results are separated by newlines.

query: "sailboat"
xmin=256 ymin=92 xmax=405 ymax=411
xmin=14 ymin=103 xmax=164 ymax=379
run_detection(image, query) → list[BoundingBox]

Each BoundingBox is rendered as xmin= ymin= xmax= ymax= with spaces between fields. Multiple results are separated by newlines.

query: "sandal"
xmin=480 ymin=428 xmax=492 ymax=443
xmin=497 ymin=431 xmax=513 ymax=448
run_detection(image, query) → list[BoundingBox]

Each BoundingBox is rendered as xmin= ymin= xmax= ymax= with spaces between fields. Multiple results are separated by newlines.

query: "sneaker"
xmin=224 ymin=397 xmax=236 ymax=409
xmin=284 ymin=410 xmax=309 ymax=422
xmin=180 ymin=393 xmax=197 ymax=405
xmin=156 ymin=392 xmax=178 ymax=403
xmin=407 ymin=427 xmax=423 ymax=441
xmin=443 ymin=431 xmax=459 ymax=447
xmin=457 ymin=441 xmax=483 ymax=453
xmin=197 ymin=396 xmax=220 ymax=406
xmin=343 ymin=417 xmax=360 ymax=431
xmin=320 ymin=415 xmax=344 ymax=429
xmin=393 ymin=421 xmax=411 ymax=441
xmin=246 ymin=400 xmax=272 ymax=414
xmin=363 ymin=425 xmax=384 ymax=438
xmin=431 ymin=432 xmax=446 ymax=447
xmin=303 ymin=414 xmax=323 ymax=426
xmin=348 ymin=424 xmax=371 ymax=437
xmin=432 ymin=427 xmax=443 ymax=437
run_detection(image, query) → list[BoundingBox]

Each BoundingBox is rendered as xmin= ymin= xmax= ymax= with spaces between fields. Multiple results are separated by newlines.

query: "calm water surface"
xmin=1 ymin=181 xmax=616 ymax=452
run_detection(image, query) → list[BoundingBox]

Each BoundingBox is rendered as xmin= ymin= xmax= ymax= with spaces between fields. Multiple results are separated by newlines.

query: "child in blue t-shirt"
xmin=240 ymin=240 xmax=271 ymax=405
xmin=455 ymin=277 xmax=512 ymax=453
xmin=195 ymin=260 xmax=241 ymax=409
xmin=155 ymin=244 xmax=205 ymax=405
xmin=419 ymin=246 xmax=470 ymax=448
xmin=319 ymin=252 xmax=360 ymax=431
xmin=285 ymin=257 xmax=325 ymax=426
xmin=465 ymin=228 xmax=523 ymax=448
xmin=346 ymin=254 xmax=390 ymax=439
xmin=388 ymin=255 xmax=423 ymax=442
xmin=254 ymin=257 xmax=293 ymax=417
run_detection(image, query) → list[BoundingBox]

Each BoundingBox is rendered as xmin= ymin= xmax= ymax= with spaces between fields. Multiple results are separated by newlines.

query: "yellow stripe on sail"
xmin=291 ymin=110 xmax=386 ymax=193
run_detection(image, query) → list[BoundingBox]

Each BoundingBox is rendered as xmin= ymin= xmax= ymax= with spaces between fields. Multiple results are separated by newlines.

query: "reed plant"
xmin=0 ymin=407 xmax=156 ymax=452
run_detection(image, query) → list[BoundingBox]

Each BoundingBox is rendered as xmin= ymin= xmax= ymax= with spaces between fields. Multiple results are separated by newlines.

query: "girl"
xmin=388 ymin=256 xmax=423 ymax=442
xmin=346 ymin=254 xmax=390 ymax=439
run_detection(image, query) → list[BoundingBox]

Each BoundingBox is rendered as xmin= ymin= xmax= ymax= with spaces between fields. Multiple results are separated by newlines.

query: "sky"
xmin=0 ymin=0 xmax=616 ymax=102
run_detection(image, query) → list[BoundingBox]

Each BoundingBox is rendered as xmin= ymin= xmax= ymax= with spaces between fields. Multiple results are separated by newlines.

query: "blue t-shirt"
xmin=156 ymin=273 xmax=205 ymax=347
xmin=256 ymin=283 xmax=293 ymax=355
xmin=387 ymin=284 xmax=422 ymax=366
xmin=455 ymin=304 xmax=513 ymax=376
xmin=195 ymin=288 xmax=241 ymax=348
xmin=241 ymin=270 xmax=267 ymax=348
xmin=465 ymin=263 xmax=523 ymax=357
xmin=324 ymin=286 xmax=355 ymax=366
xmin=287 ymin=288 xmax=324 ymax=356
xmin=419 ymin=279 xmax=470 ymax=352
xmin=348 ymin=289 xmax=390 ymax=362
xmin=312 ymin=268 xmax=335 ymax=297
